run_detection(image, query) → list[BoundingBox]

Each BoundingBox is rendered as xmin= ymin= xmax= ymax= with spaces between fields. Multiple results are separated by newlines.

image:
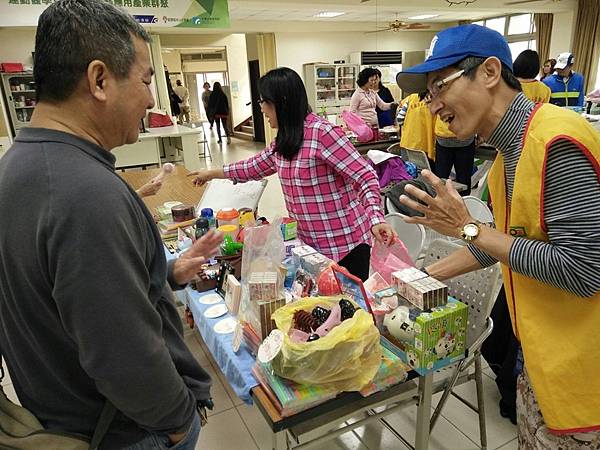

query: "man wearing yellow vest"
xmin=397 ymin=92 xmax=436 ymax=169
xmin=397 ymin=24 xmax=600 ymax=448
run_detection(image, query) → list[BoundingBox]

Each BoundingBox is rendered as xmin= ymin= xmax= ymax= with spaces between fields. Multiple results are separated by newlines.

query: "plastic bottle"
xmin=200 ymin=208 xmax=216 ymax=229
xmin=195 ymin=217 xmax=210 ymax=240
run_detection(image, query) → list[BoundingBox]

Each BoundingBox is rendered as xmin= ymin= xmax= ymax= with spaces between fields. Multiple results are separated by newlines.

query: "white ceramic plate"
xmin=214 ymin=317 xmax=238 ymax=334
xmin=204 ymin=304 xmax=228 ymax=319
xmin=199 ymin=293 xmax=223 ymax=305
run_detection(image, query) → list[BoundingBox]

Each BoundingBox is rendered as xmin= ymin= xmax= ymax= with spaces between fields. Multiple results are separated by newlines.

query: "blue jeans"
xmin=123 ymin=413 xmax=201 ymax=450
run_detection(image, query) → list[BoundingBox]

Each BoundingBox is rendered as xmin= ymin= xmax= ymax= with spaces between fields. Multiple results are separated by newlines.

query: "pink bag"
xmin=370 ymin=239 xmax=415 ymax=284
xmin=341 ymin=110 xmax=373 ymax=143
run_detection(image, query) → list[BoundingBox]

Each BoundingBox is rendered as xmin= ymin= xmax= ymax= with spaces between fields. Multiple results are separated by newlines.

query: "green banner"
xmin=0 ymin=0 xmax=230 ymax=28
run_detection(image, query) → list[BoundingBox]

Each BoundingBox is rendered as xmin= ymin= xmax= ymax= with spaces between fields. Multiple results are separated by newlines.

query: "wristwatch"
xmin=460 ymin=221 xmax=482 ymax=242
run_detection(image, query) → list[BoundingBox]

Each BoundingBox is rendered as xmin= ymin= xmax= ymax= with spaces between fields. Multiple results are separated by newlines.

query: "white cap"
xmin=555 ymin=52 xmax=574 ymax=70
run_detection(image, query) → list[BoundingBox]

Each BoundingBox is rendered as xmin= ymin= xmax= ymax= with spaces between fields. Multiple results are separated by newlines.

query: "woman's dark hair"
xmin=357 ymin=67 xmax=378 ymax=88
xmin=213 ymin=82 xmax=223 ymax=93
xmin=513 ymin=50 xmax=540 ymax=79
xmin=373 ymin=68 xmax=383 ymax=88
xmin=203 ymin=82 xmax=210 ymax=88
xmin=259 ymin=67 xmax=311 ymax=160
xmin=455 ymin=56 xmax=522 ymax=92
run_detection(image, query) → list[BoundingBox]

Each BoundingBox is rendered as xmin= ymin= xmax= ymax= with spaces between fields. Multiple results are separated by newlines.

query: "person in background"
xmin=543 ymin=52 xmax=585 ymax=107
xmin=207 ymin=82 xmax=232 ymax=144
xmin=433 ymin=116 xmax=476 ymax=196
xmin=397 ymin=24 xmax=600 ymax=448
xmin=166 ymin=76 xmax=181 ymax=120
xmin=397 ymin=92 xmax=436 ymax=170
xmin=201 ymin=82 xmax=213 ymax=129
xmin=513 ymin=50 xmax=551 ymax=103
xmin=350 ymin=67 xmax=396 ymax=127
xmin=189 ymin=67 xmax=396 ymax=281
xmin=540 ymin=58 xmax=556 ymax=81
xmin=174 ymin=79 xmax=190 ymax=124
xmin=0 ymin=1 xmax=224 ymax=449
xmin=373 ymin=68 xmax=395 ymax=127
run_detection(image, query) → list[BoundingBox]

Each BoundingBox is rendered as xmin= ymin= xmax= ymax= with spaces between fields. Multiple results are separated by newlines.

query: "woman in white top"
xmin=349 ymin=67 xmax=396 ymax=127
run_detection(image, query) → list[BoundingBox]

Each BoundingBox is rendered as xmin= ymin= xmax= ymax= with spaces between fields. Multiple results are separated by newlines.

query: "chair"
xmin=197 ymin=122 xmax=211 ymax=160
xmin=423 ymin=239 xmax=503 ymax=450
xmin=384 ymin=213 xmax=426 ymax=262
xmin=463 ymin=196 xmax=494 ymax=223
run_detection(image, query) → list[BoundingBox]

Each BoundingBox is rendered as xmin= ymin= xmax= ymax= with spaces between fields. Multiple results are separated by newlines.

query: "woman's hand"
xmin=371 ymin=223 xmax=396 ymax=246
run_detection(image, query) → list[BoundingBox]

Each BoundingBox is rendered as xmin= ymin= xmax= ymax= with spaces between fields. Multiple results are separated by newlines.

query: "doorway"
xmin=248 ymin=60 xmax=265 ymax=143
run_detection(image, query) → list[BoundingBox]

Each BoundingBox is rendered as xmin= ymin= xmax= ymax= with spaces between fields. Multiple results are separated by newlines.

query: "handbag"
xmin=0 ymin=354 xmax=116 ymax=450
xmin=148 ymin=111 xmax=173 ymax=128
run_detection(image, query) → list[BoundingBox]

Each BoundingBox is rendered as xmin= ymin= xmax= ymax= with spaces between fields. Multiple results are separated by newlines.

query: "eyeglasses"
xmin=424 ymin=69 xmax=465 ymax=103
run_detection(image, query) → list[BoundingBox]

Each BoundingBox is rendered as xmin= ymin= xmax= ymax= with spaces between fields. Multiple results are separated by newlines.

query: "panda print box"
xmin=383 ymin=297 xmax=468 ymax=375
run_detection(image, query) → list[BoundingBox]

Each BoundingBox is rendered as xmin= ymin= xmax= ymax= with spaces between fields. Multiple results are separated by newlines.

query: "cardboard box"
xmin=224 ymin=274 xmax=242 ymax=315
xmin=403 ymin=277 xmax=448 ymax=310
xmin=280 ymin=218 xmax=298 ymax=241
xmin=301 ymin=253 xmax=332 ymax=278
xmin=248 ymin=271 xmax=278 ymax=302
xmin=382 ymin=298 xmax=468 ymax=375
xmin=291 ymin=245 xmax=316 ymax=266
xmin=247 ymin=298 xmax=287 ymax=339
xmin=392 ymin=268 xmax=428 ymax=297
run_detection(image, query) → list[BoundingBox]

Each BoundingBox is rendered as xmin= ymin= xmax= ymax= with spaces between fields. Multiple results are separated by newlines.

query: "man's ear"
xmin=86 ymin=60 xmax=110 ymax=102
xmin=480 ymin=57 xmax=503 ymax=89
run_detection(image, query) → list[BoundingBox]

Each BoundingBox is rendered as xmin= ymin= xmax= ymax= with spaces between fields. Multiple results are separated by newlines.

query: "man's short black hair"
xmin=455 ymin=56 xmax=522 ymax=92
xmin=357 ymin=67 xmax=378 ymax=88
xmin=513 ymin=50 xmax=541 ymax=79
xmin=34 ymin=0 xmax=150 ymax=103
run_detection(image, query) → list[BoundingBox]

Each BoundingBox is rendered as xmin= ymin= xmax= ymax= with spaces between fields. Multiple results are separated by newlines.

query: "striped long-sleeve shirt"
xmin=468 ymin=93 xmax=600 ymax=297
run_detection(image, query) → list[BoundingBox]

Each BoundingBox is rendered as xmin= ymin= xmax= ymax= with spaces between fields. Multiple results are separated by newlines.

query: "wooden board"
xmin=119 ymin=165 xmax=205 ymax=213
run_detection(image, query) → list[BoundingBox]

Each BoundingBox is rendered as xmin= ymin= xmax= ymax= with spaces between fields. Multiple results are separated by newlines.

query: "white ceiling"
xmin=228 ymin=0 xmax=576 ymax=23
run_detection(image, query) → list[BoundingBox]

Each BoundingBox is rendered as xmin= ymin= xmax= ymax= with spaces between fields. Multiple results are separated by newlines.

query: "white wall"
xmin=245 ymin=34 xmax=259 ymax=61
xmin=159 ymin=33 xmax=252 ymax=127
xmin=275 ymin=31 xmax=436 ymax=81
xmin=548 ymin=10 xmax=577 ymax=60
xmin=0 ymin=28 xmax=35 ymax=65
xmin=161 ymin=50 xmax=182 ymax=74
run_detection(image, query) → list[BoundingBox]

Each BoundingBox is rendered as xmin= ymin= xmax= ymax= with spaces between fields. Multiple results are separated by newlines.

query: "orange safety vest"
xmin=488 ymin=103 xmax=600 ymax=433
xmin=400 ymin=93 xmax=436 ymax=160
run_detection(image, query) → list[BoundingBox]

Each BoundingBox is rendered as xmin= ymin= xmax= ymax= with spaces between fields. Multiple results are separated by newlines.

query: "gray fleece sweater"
xmin=0 ymin=128 xmax=211 ymax=448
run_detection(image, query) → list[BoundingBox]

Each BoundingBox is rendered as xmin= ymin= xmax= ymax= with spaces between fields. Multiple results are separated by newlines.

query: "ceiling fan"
xmin=366 ymin=19 xmax=431 ymax=33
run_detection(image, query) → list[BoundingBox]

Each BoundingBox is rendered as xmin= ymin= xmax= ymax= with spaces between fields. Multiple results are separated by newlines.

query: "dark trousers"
xmin=214 ymin=115 xmax=230 ymax=141
xmin=338 ymin=243 xmax=371 ymax=281
xmin=434 ymin=140 xmax=476 ymax=196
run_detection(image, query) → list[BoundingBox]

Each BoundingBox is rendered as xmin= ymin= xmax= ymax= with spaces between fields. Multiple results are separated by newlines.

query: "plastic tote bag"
xmin=340 ymin=111 xmax=373 ymax=143
xmin=270 ymin=297 xmax=381 ymax=392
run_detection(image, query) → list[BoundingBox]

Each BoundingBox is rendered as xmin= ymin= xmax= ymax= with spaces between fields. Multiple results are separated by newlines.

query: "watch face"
xmin=464 ymin=223 xmax=479 ymax=237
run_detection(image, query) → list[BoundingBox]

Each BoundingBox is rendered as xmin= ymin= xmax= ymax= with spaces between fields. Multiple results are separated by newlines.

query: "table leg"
xmin=181 ymin=134 xmax=201 ymax=171
xmin=415 ymin=373 xmax=433 ymax=450
xmin=272 ymin=430 xmax=287 ymax=450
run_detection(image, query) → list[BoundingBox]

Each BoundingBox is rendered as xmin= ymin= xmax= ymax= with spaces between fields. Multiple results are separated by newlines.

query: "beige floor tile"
xmin=201 ymin=364 xmax=235 ymax=417
xmin=236 ymin=403 xmax=274 ymax=450
xmin=384 ymin=405 xmax=478 ymax=450
xmin=496 ymin=437 xmax=518 ymax=450
xmin=438 ymin=374 xmax=517 ymax=449
xmin=196 ymin=408 xmax=258 ymax=450
xmin=349 ymin=418 xmax=411 ymax=450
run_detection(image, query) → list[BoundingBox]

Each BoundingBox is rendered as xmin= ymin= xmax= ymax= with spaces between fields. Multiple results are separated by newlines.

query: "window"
xmin=476 ymin=14 xmax=536 ymax=61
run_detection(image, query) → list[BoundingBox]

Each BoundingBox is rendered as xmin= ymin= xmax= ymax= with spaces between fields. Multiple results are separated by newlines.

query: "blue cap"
xmin=396 ymin=24 xmax=513 ymax=94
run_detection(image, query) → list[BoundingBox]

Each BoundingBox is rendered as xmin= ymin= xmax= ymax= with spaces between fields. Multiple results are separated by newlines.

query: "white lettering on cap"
xmin=426 ymin=36 xmax=438 ymax=60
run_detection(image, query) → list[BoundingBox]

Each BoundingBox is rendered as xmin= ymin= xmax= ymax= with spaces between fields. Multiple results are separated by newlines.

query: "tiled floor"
xmin=184 ymin=135 xmax=518 ymax=449
xmin=0 ymin=135 xmax=519 ymax=449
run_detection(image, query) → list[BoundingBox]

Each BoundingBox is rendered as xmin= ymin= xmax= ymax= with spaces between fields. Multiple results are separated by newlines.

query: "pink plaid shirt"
xmin=223 ymin=113 xmax=385 ymax=261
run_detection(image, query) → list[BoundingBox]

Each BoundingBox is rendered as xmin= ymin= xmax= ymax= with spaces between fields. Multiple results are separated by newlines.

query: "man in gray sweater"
xmin=0 ymin=1 xmax=222 ymax=448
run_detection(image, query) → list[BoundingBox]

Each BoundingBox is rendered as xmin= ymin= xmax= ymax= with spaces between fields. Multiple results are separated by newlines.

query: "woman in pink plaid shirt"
xmin=189 ymin=68 xmax=395 ymax=280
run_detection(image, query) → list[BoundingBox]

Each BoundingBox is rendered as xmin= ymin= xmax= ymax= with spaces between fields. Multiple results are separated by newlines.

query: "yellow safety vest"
xmin=488 ymin=103 xmax=600 ymax=433
xmin=400 ymin=93 xmax=436 ymax=160
xmin=434 ymin=116 xmax=455 ymax=139
xmin=519 ymin=80 xmax=551 ymax=103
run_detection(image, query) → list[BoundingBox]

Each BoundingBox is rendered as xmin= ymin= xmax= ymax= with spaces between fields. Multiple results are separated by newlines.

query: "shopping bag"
xmin=370 ymin=239 xmax=415 ymax=284
xmin=340 ymin=110 xmax=373 ymax=143
xmin=148 ymin=111 xmax=173 ymax=128
xmin=271 ymin=297 xmax=381 ymax=392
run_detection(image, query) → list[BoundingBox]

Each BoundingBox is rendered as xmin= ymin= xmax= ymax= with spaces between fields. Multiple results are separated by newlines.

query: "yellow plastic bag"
xmin=271 ymin=297 xmax=382 ymax=392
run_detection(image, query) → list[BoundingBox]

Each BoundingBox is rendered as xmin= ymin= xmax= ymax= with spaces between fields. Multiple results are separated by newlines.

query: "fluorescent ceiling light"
xmin=408 ymin=14 xmax=440 ymax=20
xmin=314 ymin=11 xmax=345 ymax=18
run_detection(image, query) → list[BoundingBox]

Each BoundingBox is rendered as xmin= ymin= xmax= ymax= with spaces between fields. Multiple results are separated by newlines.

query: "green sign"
xmin=0 ymin=0 xmax=230 ymax=28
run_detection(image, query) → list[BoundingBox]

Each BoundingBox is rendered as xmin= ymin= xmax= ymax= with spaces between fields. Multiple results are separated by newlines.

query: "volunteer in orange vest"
xmin=397 ymin=92 xmax=436 ymax=169
xmin=513 ymin=49 xmax=551 ymax=103
xmin=397 ymin=24 xmax=600 ymax=448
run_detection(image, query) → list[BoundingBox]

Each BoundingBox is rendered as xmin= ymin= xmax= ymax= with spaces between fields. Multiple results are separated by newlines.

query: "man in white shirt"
xmin=174 ymin=79 xmax=190 ymax=123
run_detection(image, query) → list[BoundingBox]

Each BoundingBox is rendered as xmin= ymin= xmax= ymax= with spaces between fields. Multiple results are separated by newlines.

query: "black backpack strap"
xmin=89 ymin=401 xmax=117 ymax=450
